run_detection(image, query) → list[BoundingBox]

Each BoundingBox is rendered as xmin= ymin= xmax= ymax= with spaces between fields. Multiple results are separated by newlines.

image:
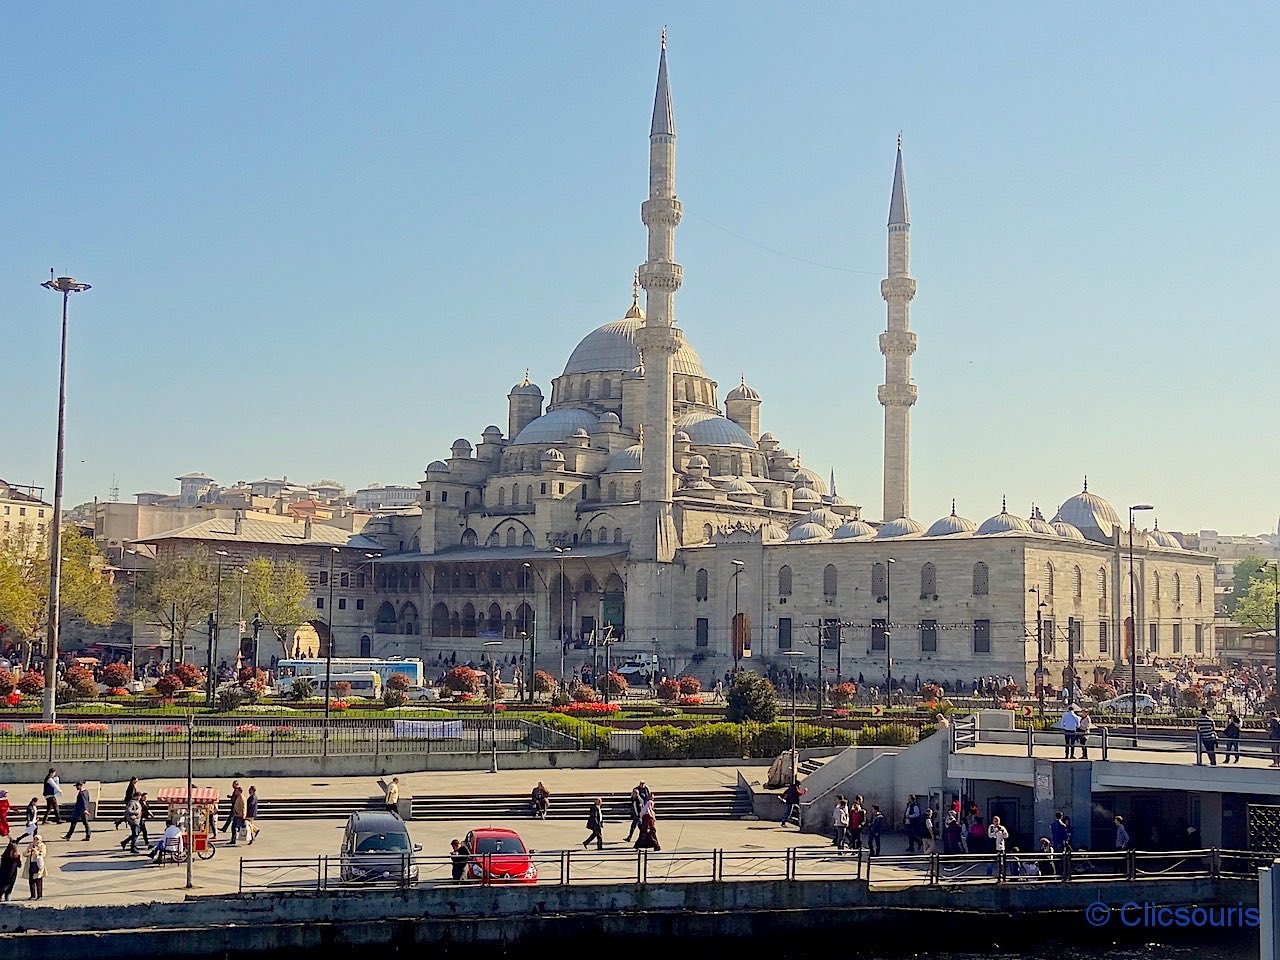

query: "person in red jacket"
xmin=0 ymin=790 xmax=9 ymax=837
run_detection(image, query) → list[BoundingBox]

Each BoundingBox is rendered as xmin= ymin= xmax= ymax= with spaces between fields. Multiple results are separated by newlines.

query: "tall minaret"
xmin=633 ymin=31 xmax=683 ymax=564
xmin=878 ymin=135 xmax=918 ymax=521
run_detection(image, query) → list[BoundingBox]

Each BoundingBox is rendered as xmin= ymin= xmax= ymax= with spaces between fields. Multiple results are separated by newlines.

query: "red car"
xmin=463 ymin=827 xmax=538 ymax=884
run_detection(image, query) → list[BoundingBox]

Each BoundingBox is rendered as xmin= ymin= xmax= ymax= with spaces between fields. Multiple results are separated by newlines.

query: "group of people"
xmin=830 ymin=794 xmax=886 ymax=855
xmin=522 ymin=779 xmax=659 ymax=851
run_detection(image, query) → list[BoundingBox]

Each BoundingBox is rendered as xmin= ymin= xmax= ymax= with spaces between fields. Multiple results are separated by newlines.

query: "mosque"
xmin=359 ymin=38 xmax=1216 ymax=693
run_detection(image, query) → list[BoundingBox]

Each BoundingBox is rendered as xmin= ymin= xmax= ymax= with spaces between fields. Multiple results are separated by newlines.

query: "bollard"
xmin=1027 ymin=724 xmax=1035 ymax=758
xmin=1101 ymin=727 xmax=1109 ymax=761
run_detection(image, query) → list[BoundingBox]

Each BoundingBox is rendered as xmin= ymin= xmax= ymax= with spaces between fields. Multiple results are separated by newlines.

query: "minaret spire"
xmin=878 ymin=135 xmax=918 ymax=521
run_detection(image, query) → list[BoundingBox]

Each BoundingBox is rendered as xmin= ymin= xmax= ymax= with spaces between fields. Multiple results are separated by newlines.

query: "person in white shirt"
xmin=149 ymin=821 xmax=185 ymax=863
xmin=1114 ymin=815 xmax=1131 ymax=851
xmin=1059 ymin=705 xmax=1081 ymax=759
xmin=988 ymin=815 xmax=1010 ymax=854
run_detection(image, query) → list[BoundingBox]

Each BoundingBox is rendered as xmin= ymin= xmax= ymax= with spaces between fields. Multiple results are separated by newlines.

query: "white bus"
xmin=276 ymin=657 xmax=425 ymax=690
xmin=309 ymin=671 xmax=382 ymax=700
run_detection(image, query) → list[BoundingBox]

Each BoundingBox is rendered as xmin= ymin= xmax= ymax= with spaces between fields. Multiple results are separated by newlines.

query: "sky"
xmin=4 ymin=2 xmax=1277 ymax=536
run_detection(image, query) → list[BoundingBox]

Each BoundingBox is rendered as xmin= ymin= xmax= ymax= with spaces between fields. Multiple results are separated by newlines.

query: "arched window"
xmin=511 ymin=483 xmax=518 ymax=504
xmin=1195 ymin=575 xmax=1203 ymax=605
xmin=497 ymin=487 xmax=505 ymax=506
xmin=486 ymin=530 xmax=499 ymax=547
xmin=1153 ymin=571 xmax=1161 ymax=601
xmin=1045 ymin=562 xmax=1055 ymax=597
xmin=461 ymin=603 xmax=477 ymax=636
xmin=973 ymin=562 xmax=990 ymax=596
xmin=505 ymin=528 xmax=517 ymax=547
xmin=703 ymin=523 xmax=713 ymax=542
xmin=430 ymin=602 xmax=449 ymax=636
xmin=525 ymin=485 xmax=533 ymax=504
xmin=633 ymin=481 xmax=641 ymax=500
xmin=376 ymin=602 xmax=398 ymax=635
xmin=1072 ymin=565 xmax=1082 ymax=599
xmin=582 ymin=379 xmax=592 ymax=400
xmin=1098 ymin=567 xmax=1107 ymax=602
xmin=823 ymin=564 xmax=838 ymax=598
xmin=522 ymin=530 xmax=534 ymax=546
xmin=489 ymin=568 xmax=503 ymax=590
xmin=583 ymin=529 xmax=593 ymax=544
xmin=608 ymin=482 xmax=617 ymax=501
xmin=1173 ymin=572 xmax=1181 ymax=603
xmin=487 ymin=602 xmax=502 ymax=631
xmin=920 ymin=562 xmax=936 ymax=599
xmin=462 ymin=529 xmax=478 ymax=547
xmin=695 ymin=568 xmax=709 ymax=601
xmin=598 ymin=525 xmax=607 ymax=543
xmin=601 ymin=378 xmax=612 ymax=399
xmin=778 ymin=565 xmax=793 ymax=596
xmin=614 ymin=527 xmax=622 ymax=543
xmin=872 ymin=563 xmax=886 ymax=600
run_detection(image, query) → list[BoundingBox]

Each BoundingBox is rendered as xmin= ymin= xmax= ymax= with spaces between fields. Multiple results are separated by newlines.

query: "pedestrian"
xmin=1223 ymin=712 xmax=1241 ymax=763
xmin=41 ymin=768 xmax=61 ymax=824
xmin=14 ymin=799 xmax=38 ymax=843
xmin=0 ymin=841 xmax=19 ymax=900
xmin=867 ymin=804 xmax=885 ymax=857
xmin=449 ymin=838 xmax=470 ymax=881
xmin=634 ymin=794 xmax=660 ymax=851
xmin=384 ymin=776 xmax=401 ymax=815
xmin=1058 ymin=705 xmax=1080 ymax=759
xmin=988 ymin=815 xmax=1010 ymax=856
xmin=583 ymin=797 xmax=604 ymax=850
xmin=903 ymin=794 xmax=923 ymax=852
xmin=136 ymin=792 xmax=153 ymax=846
xmin=942 ymin=812 xmax=963 ymax=854
xmin=832 ymin=796 xmax=850 ymax=852
xmin=922 ymin=809 xmax=937 ymax=855
xmin=120 ymin=794 xmax=144 ymax=854
xmin=625 ymin=787 xmax=643 ymax=842
xmin=848 ymin=795 xmax=865 ymax=852
xmin=64 ymin=782 xmax=92 ymax=841
xmin=0 ymin=790 xmax=9 ymax=837
xmin=1196 ymin=708 xmax=1218 ymax=766
xmin=1038 ymin=836 xmax=1057 ymax=876
xmin=780 ymin=781 xmax=805 ymax=828
xmin=1051 ymin=811 xmax=1070 ymax=853
xmin=113 ymin=777 xmax=139 ymax=830
xmin=245 ymin=785 xmax=260 ymax=845
xmin=227 ymin=785 xmax=247 ymax=845
xmin=530 ymin=781 xmax=551 ymax=819
xmin=1114 ymin=815 xmax=1131 ymax=851
xmin=1076 ymin=710 xmax=1092 ymax=759
xmin=24 ymin=830 xmax=46 ymax=900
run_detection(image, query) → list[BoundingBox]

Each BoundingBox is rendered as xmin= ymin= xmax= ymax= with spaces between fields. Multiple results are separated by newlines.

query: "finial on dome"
xmin=898 ymin=131 xmax=903 ymax=150
xmin=661 ymin=26 xmax=667 ymax=49
xmin=740 ymin=373 xmax=746 ymax=388
xmin=522 ymin=368 xmax=530 ymax=386
xmin=796 ymin=448 xmax=802 ymax=465
xmin=625 ymin=272 xmax=645 ymax=319
xmin=1001 ymin=495 xmax=1007 ymax=513
xmin=1083 ymin=475 xmax=1088 ymax=492
xmin=950 ymin=498 xmax=957 ymax=517
xmin=1154 ymin=518 xmax=1159 ymax=530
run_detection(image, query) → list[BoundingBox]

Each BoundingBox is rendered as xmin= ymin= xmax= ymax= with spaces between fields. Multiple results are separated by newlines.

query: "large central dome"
xmin=563 ymin=318 xmax=708 ymax=378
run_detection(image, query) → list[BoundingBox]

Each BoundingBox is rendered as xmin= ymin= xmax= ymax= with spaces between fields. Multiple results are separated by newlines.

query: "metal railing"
xmin=236 ymin=845 xmax=1265 ymax=893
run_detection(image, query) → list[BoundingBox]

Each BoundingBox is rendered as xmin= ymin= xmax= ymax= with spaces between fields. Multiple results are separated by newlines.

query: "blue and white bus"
xmin=275 ymin=657 xmax=424 ymax=692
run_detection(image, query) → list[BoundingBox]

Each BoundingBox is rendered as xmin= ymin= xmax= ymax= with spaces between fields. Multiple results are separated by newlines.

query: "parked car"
xmin=340 ymin=811 xmax=421 ymax=884
xmin=406 ymin=685 xmax=441 ymax=701
xmin=1097 ymin=693 xmax=1157 ymax=714
xmin=462 ymin=827 xmax=538 ymax=884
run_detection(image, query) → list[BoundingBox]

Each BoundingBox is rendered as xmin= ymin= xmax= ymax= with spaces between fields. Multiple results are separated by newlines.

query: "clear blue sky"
xmin=4 ymin=2 xmax=1277 ymax=536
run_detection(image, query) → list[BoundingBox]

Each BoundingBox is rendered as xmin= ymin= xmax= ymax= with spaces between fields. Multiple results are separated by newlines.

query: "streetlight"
xmin=39 ymin=271 xmax=91 ymax=722
xmin=885 ymin=558 xmax=896 ymax=706
xmin=1029 ymin=585 xmax=1047 ymax=720
xmin=1259 ymin=561 xmax=1280 ymax=695
xmin=781 ymin=649 xmax=807 ymax=784
xmin=1128 ymin=504 xmax=1154 ymax=743
xmin=517 ymin=631 xmax=528 ymax=701
xmin=208 ymin=550 xmax=229 ymax=709
xmin=483 ymin=639 xmax=502 ymax=773
xmin=235 ymin=566 xmax=248 ymax=673
xmin=731 ymin=559 xmax=746 ymax=674
xmin=522 ymin=561 xmax=537 ymax=704
xmin=554 ymin=547 xmax=569 ymax=687
xmin=322 ymin=546 xmax=339 ymax=759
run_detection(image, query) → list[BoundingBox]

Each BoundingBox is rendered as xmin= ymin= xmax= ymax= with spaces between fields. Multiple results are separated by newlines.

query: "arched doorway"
xmin=431 ymin=602 xmax=450 ymax=637
xmin=293 ymin=620 xmax=326 ymax=658
xmin=375 ymin=602 xmax=397 ymax=635
xmin=398 ymin=602 xmax=419 ymax=635
xmin=359 ymin=634 xmax=372 ymax=657
xmin=602 ymin=572 xmax=626 ymax=639
xmin=732 ymin=612 xmax=752 ymax=661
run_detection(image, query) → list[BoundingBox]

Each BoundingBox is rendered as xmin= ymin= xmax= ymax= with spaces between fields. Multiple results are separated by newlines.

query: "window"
xmin=872 ymin=563 xmax=886 ymax=601
xmin=338 ymin=598 xmax=347 ymax=610
xmin=583 ymin=530 xmax=593 ymax=544
xmin=823 ymin=565 xmax=837 ymax=599
xmin=1148 ymin=622 xmax=1159 ymax=652
xmin=920 ymin=563 xmax=936 ymax=599
xmin=503 ymin=528 xmax=515 ymax=547
xmin=486 ymin=531 xmax=500 ymax=548
xmin=441 ymin=491 xmax=448 ymax=503
xmin=490 ymin=569 xmax=503 ymax=589
xmin=357 ymin=573 xmax=366 ymax=588
xmin=777 ymin=617 xmax=792 ymax=650
xmin=1194 ymin=623 xmax=1204 ymax=653
xmin=1097 ymin=568 xmax=1107 ymax=602
xmin=601 ymin=378 xmax=612 ymax=398
xmin=608 ymin=482 xmax=617 ymax=501
xmin=1072 ymin=566 xmax=1082 ymax=599
xmin=823 ymin=619 xmax=841 ymax=649
xmin=695 ymin=568 xmax=709 ymax=602
xmin=1173 ymin=623 xmax=1183 ymax=653
xmin=1173 ymin=573 xmax=1181 ymax=603
xmin=1045 ymin=562 xmax=1055 ymax=597
xmin=511 ymin=484 xmax=518 ymax=504
xmin=424 ymin=490 xmax=432 ymax=502
xmin=614 ymin=527 xmax=622 ymax=543
xmin=339 ymin=572 xmax=349 ymax=587
xmin=497 ymin=488 xmax=505 ymax=506
xmin=778 ymin=565 xmax=792 ymax=597
xmin=972 ymin=562 xmax=989 ymax=596
xmin=696 ymin=618 xmax=709 ymax=647
xmin=465 ymin=569 xmax=477 ymax=589
xmin=1152 ymin=571 xmax=1161 ymax=601
xmin=1195 ymin=576 xmax=1203 ymax=606
xmin=318 ymin=571 xmax=328 ymax=585
xmin=18 ymin=508 xmax=25 ymax=517
xmin=703 ymin=523 xmax=713 ymax=542
xmin=1043 ymin=618 xmax=1055 ymax=657
xmin=973 ymin=619 xmax=991 ymax=654
xmin=1098 ymin=620 xmax=1109 ymax=654
xmin=540 ymin=483 xmax=547 ymax=495
xmin=316 ymin=597 xmax=325 ymax=609
xmin=356 ymin=599 xmax=365 ymax=611
xmin=523 ymin=530 xmax=534 ymax=546
xmin=1069 ymin=617 xmax=1082 ymax=654
xmin=598 ymin=526 xmax=607 ymax=543
xmin=871 ymin=617 xmax=887 ymax=651
xmin=559 ymin=482 xmax=565 ymax=494
xmin=634 ymin=482 xmax=641 ymax=500
xmin=921 ymin=619 xmax=937 ymax=653
xmin=526 ymin=485 xmax=533 ymax=504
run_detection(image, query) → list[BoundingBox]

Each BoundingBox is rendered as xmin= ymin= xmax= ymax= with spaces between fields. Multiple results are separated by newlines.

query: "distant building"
xmin=354 ymin=484 xmax=419 ymax=511
xmin=0 ymin=479 xmax=50 ymax=553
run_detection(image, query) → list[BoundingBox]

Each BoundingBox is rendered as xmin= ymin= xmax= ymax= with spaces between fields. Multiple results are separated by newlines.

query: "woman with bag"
xmin=0 ymin=841 xmax=20 ymax=900
xmin=24 ymin=830 xmax=46 ymax=900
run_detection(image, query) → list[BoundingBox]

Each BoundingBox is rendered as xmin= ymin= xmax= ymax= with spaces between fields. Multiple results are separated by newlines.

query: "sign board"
xmin=1023 ymin=705 xmax=1034 ymax=717
xmin=1034 ymin=770 xmax=1053 ymax=802
xmin=871 ymin=704 xmax=883 ymax=717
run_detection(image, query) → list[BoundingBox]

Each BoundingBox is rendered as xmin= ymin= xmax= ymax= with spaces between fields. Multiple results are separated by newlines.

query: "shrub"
xmin=571 ymin=684 xmax=600 ymax=703
xmin=329 ymin=699 xmax=349 ymax=711
xmin=677 ymin=675 xmax=702 ymax=696
xmin=0 ymin=723 xmax=13 ymax=735
xmin=0 ymin=671 xmax=17 ymax=696
xmin=386 ymin=672 xmax=411 ymax=692
xmin=600 ymin=671 xmax=628 ymax=697
xmin=333 ymin=680 xmax=352 ymax=698
xmin=921 ymin=682 xmax=944 ymax=704
xmin=215 ymin=686 xmax=246 ymax=712
xmin=240 ymin=677 xmax=267 ymax=704
xmin=104 ymin=687 xmax=130 ymax=698
xmin=443 ymin=666 xmax=485 ymax=696
xmin=489 ymin=679 xmax=506 ymax=702
xmin=155 ymin=674 xmax=184 ymax=697
xmin=75 ymin=722 xmax=108 ymax=735
xmin=725 ymin=672 xmax=778 ymax=723
xmin=238 ymin=666 xmax=268 ymax=685
xmin=171 ymin=661 xmax=204 ymax=689
xmin=64 ymin=666 xmax=97 ymax=700
xmin=235 ymin=723 xmax=261 ymax=737
xmin=101 ymin=662 xmax=133 ymax=687
xmin=656 ymin=678 xmax=681 ymax=702
xmin=17 ymin=672 xmax=44 ymax=696
xmin=829 ymin=682 xmax=857 ymax=707
xmin=677 ymin=694 xmax=703 ymax=706
xmin=1178 ymin=687 xmax=1205 ymax=709
xmin=290 ymin=676 xmax=315 ymax=701
xmin=534 ymin=670 xmax=558 ymax=695
xmin=999 ymin=682 xmax=1021 ymax=701
xmin=858 ymin=723 xmax=919 ymax=747
xmin=383 ymin=688 xmax=408 ymax=708
xmin=1086 ymin=682 xmax=1116 ymax=702
xmin=4 ymin=691 xmax=19 ymax=707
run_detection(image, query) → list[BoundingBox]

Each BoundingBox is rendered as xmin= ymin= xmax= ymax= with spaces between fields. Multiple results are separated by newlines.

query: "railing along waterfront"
xmin=236 ymin=846 xmax=1267 ymax=893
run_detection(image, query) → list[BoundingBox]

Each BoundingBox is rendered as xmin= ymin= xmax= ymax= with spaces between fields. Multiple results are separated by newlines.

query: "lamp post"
xmin=517 ymin=631 xmax=527 ymax=701
xmin=39 ymin=272 xmax=90 ymax=722
xmin=554 ymin=547 xmax=569 ymax=688
xmin=185 ymin=712 xmax=194 ymax=890
xmin=781 ymin=649 xmax=807 ymax=784
xmin=322 ymin=546 xmax=339 ymax=760
xmin=1260 ymin=561 xmax=1280 ymax=695
xmin=208 ymin=550 xmax=228 ymax=708
xmin=235 ymin=566 xmax=248 ymax=670
xmin=124 ymin=549 xmax=140 ymax=684
xmin=885 ymin=557 xmax=896 ymax=706
xmin=1128 ymin=504 xmax=1154 ymax=743
xmin=731 ymin=559 xmax=746 ymax=674
xmin=483 ymin=639 xmax=502 ymax=773
xmin=1029 ymin=585 xmax=1047 ymax=720
xmin=522 ymin=561 xmax=535 ymax=704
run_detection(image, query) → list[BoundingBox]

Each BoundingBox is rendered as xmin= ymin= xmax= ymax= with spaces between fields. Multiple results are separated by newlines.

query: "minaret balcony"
xmin=877 ymin=382 xmax=918 ymax=407
xmin=880 ymin=277 xmax=917 ymax=301
xmin=641 ymin=198 xmax=683 ymax=226
xmin=878 ymin=330 xmax=918 ymax=357
xmin=637 ymin=261 xmax=684 ymax=291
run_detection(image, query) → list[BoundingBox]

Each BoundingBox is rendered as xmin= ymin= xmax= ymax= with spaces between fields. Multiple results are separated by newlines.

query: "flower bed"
xmin=27 ymin=723 xmax=65 ymax=735
xmin=551 ymin=702 xmax=621 ymax=717
xmin=75 ymin=723 xmax=109 ymax=735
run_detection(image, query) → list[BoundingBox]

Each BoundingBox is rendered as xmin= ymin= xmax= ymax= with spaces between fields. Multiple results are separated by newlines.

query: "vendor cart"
xmin=156 ymin=785 xmax=219 ymax=860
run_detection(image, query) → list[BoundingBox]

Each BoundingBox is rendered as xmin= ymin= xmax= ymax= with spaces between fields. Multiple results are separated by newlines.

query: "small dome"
xmin=541 ymin=448 xmax=565 ymax=462
xmin=674 ymin=410 xmax=755 ymax=448
xmin=828 ymin=494 xmax=850 ymax=507
xmin=607 ymin=445 xmax=643 ymax=472
xmin=1150 ymin=528 xmax=1181 ymax=549
xmin=926 ymin=502 xmax=977 ymax=537
xmin=834 ymin=519 xmax=877 ymax=540
xmin=792 ymin=465 xmax=828 ymax=496
xmin=721 ymin=477 xmax=758 ymax=495
xmin=451 ymin=438 xmax=473 ymax=451
xmin=1050 ymin=515 xmax=1087 ymax=541
xmin=686 ymin=454 xmax=709 ymax=469
xmin=726 ymin=376 xmax=761 ymax=402
xmin=803 ymin=508 xmax=842 ymax=530
xmin=598 ymin=411 xmax=621 ymax=425
xmin=876 ymin=517 xmax=925 ymax=539
xmin=482 ymin=425 xmax=502 ymax=437
xmin=426 ymin=460 xmax=450 ymax=474
xmin=512 ymin=408 xmax=599 ymax=445
xmin=509 ymin=370 xmax=543 ymax=397
xmin=771 ymin=447 xmax=795 ymax=462
xmin=758 ymin=432 xmax=778 ymax=443
xmin=674 ymin=430 xmax=691 ymax=444
xmin=1027 ymin=506 xmax=1056 ymax=536
xmin=788 ymin=521 xmax=833 ymax=542
xmin=977 ymin=499 xmax=1033 ymax=535
xmin=1056 ymin=479 xmax=1121 ymax=543
xmin=571 ymin=427 xmax=589 ymax=437
xmin=792 ymin=487 xmax=821 ymax=505
xmin=761 ymin=522 xmax=789 ymax=543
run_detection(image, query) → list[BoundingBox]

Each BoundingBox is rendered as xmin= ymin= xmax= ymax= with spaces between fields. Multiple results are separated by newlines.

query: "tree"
xmin=1234 ymin=569 xmax=1278 ymax=635
xmin=726 ymin=671 xmax=779 ymax=723
xmin=243 ymin=557 xmax=311 ymax=658
xmin=1230 ymin=556 xmax=1268 ymax=616
xmin=133 ymin=548 xmax=217 ymax=662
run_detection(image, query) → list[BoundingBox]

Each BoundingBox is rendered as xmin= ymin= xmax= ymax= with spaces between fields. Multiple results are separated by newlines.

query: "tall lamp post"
xmin=781 ymin=649 xmax=807 ymax=784
xmin=322 ymin=546 xmax=339 ymax=759
xmin=1128 ymin=504 xmax=1154 ymax=743
xmin=1260 ymin=561 xmax=1280 ymax=693
xmin=1029 ymin=585 xmax=1047 ymax=720
xmin=39 ymin=272 xmax=91 ymax=722
xmin=554 ymin=547 xmax=569 ymax=688
xmin=730 ymin=559 xmax=746 ymax=674
xmin=208 ymin=550 xmax=228 ymax=709
xmin=521 ymin=562 xmax=534 ymax=704
xmin=483 ymin=639 xmax=502 ymax=773
xmin=885 ymin=557 xmax=896 ymax=705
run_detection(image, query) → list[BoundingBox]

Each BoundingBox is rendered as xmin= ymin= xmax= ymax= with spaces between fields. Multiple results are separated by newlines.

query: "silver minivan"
xmin=339 ymin=811 xmax=422 ymax=883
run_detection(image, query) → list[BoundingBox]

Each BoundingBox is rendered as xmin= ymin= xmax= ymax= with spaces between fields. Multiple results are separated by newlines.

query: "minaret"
xmin=878 ymin=135 xmax=918 ymax=521
xmin=633 ymin=31 xmax=683 ymax=564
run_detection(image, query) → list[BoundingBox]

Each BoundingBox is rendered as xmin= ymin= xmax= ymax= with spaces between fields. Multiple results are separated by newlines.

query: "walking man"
xmin=832 ymin=796 xmax=849 ymax=852
xmin=120 ymin=794 xmax=144 ymax=854
xmin=1196 ymin=708 xmax=1218 ymax=766
xmin=1223 ymin=712 xmax=1241 ymax=763
xmin=245 ymin=785 xmax=261 ymax=844
xmin=40 ymin=769 xmax=61 ymax=825
xmin=867 ymin=805 xmax=885 ymax=857
xmin=219 ymin=780 xmax=241 ymax=832
xmin=113 ymin=777 xmax=139 ymax=830
xmin=625 ymin=786 xmax=643 ymax=842
xmin=583 ymin=797 xmax=604 ymax=850
xmin=384 ymin=777 xmax=401 ymax=815
xmin=903 ymin=795 xmax=923 ymax=852
xmin=1059 ymin=705 xmax=1081 ymax=759
xmin=780 ymin=781 xmax=805 ymax=828
xmin=63 ymin=783 xmax=91 ymax=841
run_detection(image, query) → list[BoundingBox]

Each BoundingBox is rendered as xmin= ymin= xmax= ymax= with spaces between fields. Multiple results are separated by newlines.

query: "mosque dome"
xmin=563 ymin=317 xmax=708 ymax=378
xmin=1050 ymin=516 xmax=1087 ymax=541
xmin=674 ymin=430 xmax=691 ymax=444
xmin=834 ymin=519 xmax=877 ymax=540
xmin=788 ymin=521 xmax=833 ymax=542
xmin=570 ymin=428 xmax=590 ymax=439
xmin=802 ymin=508 xmax=842 ymax=530
xmin=512 ymin=408 xmax=599 ymax=445
xmin=977 ymin=500 xmax=1032 ymax=535
xmin=757 ymin=432 xmax=778 ymax=445
xmin=721 ymin=477 xmax=758 ymax=495
xmin=685 ymin=454 xmax=709 ymax=469
xmin=1027 ymin=506 xmax=1057 ymax=536
xmin=508 ymin=374 xmax=543 ymax=397
xmin=791 ymin=465 xmax=829 ymax=496
xmin=761 ymin=521 xmax=789 ymax=543
xmin=725 ymin=376 xmax=761 ymax=402
xmin=792 ymin=487 xmax=822 ymax=506
xmin=598 ymin=411 xmax=621 ymax=425
xmin=673 ymin=410 xmax=755 ymax=448
xmin=876 ymin=517 xmax=925 ymax=539
xmin=926 ymin=503 xmax=977 ymax=537
xmin=607 ymin=445 xmax=643 ymax=472
xmin=541 ymin=448 xmax=565 ymax=463
xmin=1056 ymin=480 xmax=1121 ymax=543
xmin=1150 ymin=526 xmax=1181 ymax=549
xmin=482 ymin=425 xmax=502 ymax=438
xmin=425 ymin=460 xmax=450 ymax=475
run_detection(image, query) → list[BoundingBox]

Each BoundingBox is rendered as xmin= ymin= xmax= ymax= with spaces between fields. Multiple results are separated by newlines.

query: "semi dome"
xmin=977 ymin=500 xmax=1033 ymax=535
xmin=1050 ymin=516 xmax=1087 ymax=541
xmin=802 ymin=508 xmax=842 ymax=530
xmin=1056 ymin=479 xmax=1121 ymax=543
xmin=674 ymin=410 xmax=755 ymax=448
xmin=721 ymin=477 xmax=758 ymax=495
xmin=563 ymin=317 xmax=708 ymax=378
xmin=788 ymin=521 xmax=833 ymax=542
xmin=876 ymin=517 xmax=925 ymax=539
xmin=834 ymin=519 xmax=877 ymax=539
xmin=598 ymin=411 xmax=621 ymax=425
xmin=926 ymin=502 xmax=977 ymax=537
xmin=607 ymin=445 xmax=643 ymax=472
xmin=761 ymin=521 xmax=789 ymax=543
xmin=512 ymin=408 xmax=598 ymax=445
xmin=541 ymin=448 xmax=565 ymax=463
